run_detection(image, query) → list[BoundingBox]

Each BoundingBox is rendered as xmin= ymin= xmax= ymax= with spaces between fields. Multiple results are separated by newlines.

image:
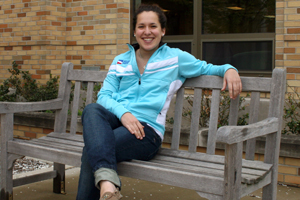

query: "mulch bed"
xmin=13 ymin=157 xmax=53 ymax=175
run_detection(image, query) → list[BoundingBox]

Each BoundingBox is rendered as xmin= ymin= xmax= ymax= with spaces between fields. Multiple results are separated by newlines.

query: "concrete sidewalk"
xmin=13 ymin=166 xmax=300 ymax=200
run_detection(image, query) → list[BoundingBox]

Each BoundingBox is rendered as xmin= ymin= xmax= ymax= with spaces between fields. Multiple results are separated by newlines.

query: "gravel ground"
xmin=13 ymin=157 xmax=53 ymax=175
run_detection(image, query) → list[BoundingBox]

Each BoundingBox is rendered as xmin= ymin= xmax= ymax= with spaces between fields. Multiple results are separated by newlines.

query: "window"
xmin=132 ymin=0 xmax=275 ymax=75
xmin=202 ymin=0 xmax=275 ymax=34
xmin=203 ymin=41 xmax=273 ymax=72
xmin=137 ymin=0 xmax=193 ymax=35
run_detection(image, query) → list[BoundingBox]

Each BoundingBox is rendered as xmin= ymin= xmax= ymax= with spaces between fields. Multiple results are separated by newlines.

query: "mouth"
xmin=143 ymin=38 xmax=154 ymax=43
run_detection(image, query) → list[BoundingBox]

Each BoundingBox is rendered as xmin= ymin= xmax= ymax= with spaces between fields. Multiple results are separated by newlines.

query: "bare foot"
xmin=100 ymin=180 xmax=116 ymax=198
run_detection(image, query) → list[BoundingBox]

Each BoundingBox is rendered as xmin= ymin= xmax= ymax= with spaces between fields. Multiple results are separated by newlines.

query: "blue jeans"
xmin=76 ymin=103 xmax=162 ymax=200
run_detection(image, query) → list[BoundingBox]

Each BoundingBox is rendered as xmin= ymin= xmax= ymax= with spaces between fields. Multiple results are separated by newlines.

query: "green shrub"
xmin=283 ymin=86 xmax=300 ymax=135
xmin=167 ymin=90 xmax=249 ymax=128
xmin=0 ymin=61 xmax=59 ymax=102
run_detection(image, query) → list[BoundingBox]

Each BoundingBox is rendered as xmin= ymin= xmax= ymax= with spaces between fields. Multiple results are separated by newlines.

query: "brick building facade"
xmin=0 ymin=0 xmax=130 ymax=84
xmin=276 ymin=0 xmax=300 ymax=95
xmin=0 ymin=0 xmax=300 ymax=187
xmin=0 ymin=0 xmax=299 ymax=93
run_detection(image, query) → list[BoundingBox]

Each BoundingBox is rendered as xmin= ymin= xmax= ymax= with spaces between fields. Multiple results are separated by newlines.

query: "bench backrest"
xmin=57 ymin=62 xmax=286 ymax=160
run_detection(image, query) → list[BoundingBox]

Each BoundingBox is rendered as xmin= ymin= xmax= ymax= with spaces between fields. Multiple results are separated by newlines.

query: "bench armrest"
xmin=216 ymin=117 xmax=279 ymax=144
xmin=0 ymin=98 xmax=64 ymax=114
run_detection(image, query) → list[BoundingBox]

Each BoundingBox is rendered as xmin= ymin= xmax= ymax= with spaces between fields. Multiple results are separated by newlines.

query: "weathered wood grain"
xmin=188 ymin=88 xmax=202 ymax=152
xmin=86 ymin=82 xmax=95 ymax=105
xmin=171 ymin=87 xmax=184 ymax=150
xmin=0 ymin=63 xmax=286 ymax=200
xmin=217 ymin=117 xmax=278 ymax=144
xmin=207 ymin=89 xmax=220 ymax=154
xmin=68 ymin=70 xmax=107 ymax=82
xmin=184 ymin=76 xmax=271 ymax=92
xmin=0 ymin=99 xmax=63 ymax=114
xmin=246 ymin=92 xmax=260 ymax=160
xmin=70 ymin=81 xmax=81 ymax=135
xmin=13 ymin=171 xmax=57 ymax=187
xmin=1 ymin=113 xmax=14 ymax=200
xmin=262 ymin=68 xmax=286 ymax=200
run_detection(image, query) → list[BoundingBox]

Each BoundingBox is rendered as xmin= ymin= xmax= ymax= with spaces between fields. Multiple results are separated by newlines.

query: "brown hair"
xmin=133 ymin=4 xmax=167 ymax=31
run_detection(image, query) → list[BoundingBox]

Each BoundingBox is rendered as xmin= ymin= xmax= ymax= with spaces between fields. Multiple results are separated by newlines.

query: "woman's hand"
xmin=121 ymin=112 xmax=145 ymax=140
xmin=222 ymin=69 xmax=242 ymax=99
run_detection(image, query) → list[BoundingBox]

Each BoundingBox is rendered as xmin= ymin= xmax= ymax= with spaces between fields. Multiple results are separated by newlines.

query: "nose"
xmin=144 ymin=26 xmax=151 ymax=35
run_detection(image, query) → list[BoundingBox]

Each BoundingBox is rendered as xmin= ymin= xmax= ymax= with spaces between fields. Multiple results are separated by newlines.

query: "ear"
xmin=162 ymin=28 xmax=166 ymax=36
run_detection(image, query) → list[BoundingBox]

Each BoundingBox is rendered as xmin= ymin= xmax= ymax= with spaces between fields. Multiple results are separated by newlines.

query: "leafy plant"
xmin=0 ymin=61 xmax=59 ymax=102
xmin=80 ymin=83 xmax=102 ymax=113
xmin=168 ymin=90 xmax=249 ymax=128
xmin=282 ymin=86 xmax=300 ymax=135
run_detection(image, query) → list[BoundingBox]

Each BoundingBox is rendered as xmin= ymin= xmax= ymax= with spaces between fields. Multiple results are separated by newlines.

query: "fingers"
xmin=135 ymin=125 xmax=145 ymax=140
xmin=228 ymin=80 xmax=242 ymax=99
xmin=121 ymin=112 xmax=145 ymax=140
xmin=221 ymin=78 xmax=226 ymax=91
xmin=224 ymin=69 xmax=242 ymax=99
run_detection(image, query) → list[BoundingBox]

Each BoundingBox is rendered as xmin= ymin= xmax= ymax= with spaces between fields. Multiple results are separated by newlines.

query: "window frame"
xmin=131 ymin=0 xmax=275 ymax=76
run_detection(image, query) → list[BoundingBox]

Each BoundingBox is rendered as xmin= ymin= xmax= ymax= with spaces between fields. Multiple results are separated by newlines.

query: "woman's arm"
xmin=178 ymin=51 xmax=242 ymax=99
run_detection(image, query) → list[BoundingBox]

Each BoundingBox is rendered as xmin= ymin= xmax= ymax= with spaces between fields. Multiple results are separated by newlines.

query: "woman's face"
xmin=134 ymin=11 xmax=166 ymax=53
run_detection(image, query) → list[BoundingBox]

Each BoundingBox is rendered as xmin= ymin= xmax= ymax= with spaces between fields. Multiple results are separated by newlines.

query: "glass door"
xmin=132 ymin=0 xmax=195 ymax=54
xmin=132 ymin=0 xmax=275 ymax=76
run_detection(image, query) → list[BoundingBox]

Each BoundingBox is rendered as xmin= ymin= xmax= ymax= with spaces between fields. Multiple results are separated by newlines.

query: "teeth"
xmin=144 ymin=38 xmax=152 ymax=41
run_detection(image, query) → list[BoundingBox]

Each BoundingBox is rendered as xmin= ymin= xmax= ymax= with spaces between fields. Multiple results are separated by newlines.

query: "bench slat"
xmin=171 ymin=87 xmax=185 ymax=150
xmin=207 ymin=89 xmax=220 ymax=154
xmin=86 ymin=82 xmax=95 ymax=105
xmin=8 ymin=140 xmax=82 ymax=167
xmin=47 ymin=132 xmax=84 ymax=142
xmin=188 ymin=88 xmax=202 ymax=152
xmin=118 ymin=160 xmax=224 ymax=195
xmin=183 ymin=76 xmax=271 ymax=92
xmin=26 ymin=139 xmax=83 ymax=153
xmin=70 ymin=81 xmax=81 ymax=135
xmin=246 ymin=92 xmax=260 ymax=160
xmin=38 ymin=135 xmax=84 ymax=147
xmin=68 ymin=70 xmax=107 ymax=82
xmin=159 ymin=148 xmax=272 ymax=171
xmin=149 ymin=159 xmax=263 ymax=184
xmin=154 ymin=155 xmax=269 ymax=177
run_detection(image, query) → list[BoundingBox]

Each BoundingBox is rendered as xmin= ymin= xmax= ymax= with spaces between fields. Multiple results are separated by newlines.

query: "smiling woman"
xmin=134 ymin=10 xmax=166 ymax=74
xmin=76 ymin=4 xmax=241 ymax=200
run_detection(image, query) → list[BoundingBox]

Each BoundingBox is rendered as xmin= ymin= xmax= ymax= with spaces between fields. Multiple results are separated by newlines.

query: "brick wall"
xmin=0 ymin=0 xmax=130 ymax=84
xmin=0 ymin=0 xmax=299 ymax=94
xmin=276 ymin=0 xmax=300 ymax=97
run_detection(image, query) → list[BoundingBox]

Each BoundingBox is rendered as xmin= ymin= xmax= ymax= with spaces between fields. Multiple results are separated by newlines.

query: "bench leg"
xmin=223 ymin=142 xmax=243 ymax=200
xmin=1 ymin=155 xmax=14 ymax=200
xmin=53 ymin=163 xmax=66 ymax=194
xmin=1 ymin=113 xmax=14 ymax=200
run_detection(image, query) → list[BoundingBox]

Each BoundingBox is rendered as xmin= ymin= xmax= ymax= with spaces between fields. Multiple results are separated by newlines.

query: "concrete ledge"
xmin=164 ymin=125 xmax=300 ymax=159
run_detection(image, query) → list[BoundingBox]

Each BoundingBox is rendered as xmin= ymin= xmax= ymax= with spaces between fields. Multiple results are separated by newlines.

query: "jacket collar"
xmin=127 ymin=42 xmax=166 ymax=52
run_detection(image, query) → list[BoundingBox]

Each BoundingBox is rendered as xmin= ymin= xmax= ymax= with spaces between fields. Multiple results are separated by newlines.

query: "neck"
xmin=138 ymin=49 xmax=150 ymax=60
xmin=138 ymin=47 xmax=158 ymax=60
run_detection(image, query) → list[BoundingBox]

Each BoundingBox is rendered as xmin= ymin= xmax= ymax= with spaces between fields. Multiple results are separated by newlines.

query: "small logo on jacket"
xmin=117 ymin=60 xmax=129 ymax=65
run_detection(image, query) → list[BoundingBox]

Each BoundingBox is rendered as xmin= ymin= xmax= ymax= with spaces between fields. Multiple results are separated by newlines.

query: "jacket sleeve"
xmin=178 ymin=50 xmax=237 ymax=78
xmin=96 ymin=59 xmax=129 ymax=120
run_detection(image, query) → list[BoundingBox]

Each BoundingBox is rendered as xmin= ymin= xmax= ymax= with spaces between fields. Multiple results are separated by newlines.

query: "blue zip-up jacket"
xmin=97 ymin=43 xmax=236 ymax=139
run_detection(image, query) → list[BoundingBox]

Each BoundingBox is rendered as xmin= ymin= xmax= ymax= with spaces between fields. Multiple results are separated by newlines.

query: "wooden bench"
xmin=0 ymin=62 xmax=286 ymax=200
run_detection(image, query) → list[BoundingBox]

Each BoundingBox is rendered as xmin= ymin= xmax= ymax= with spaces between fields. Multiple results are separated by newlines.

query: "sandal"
xmin=100 ymin=188 xmax=122 ymax=200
